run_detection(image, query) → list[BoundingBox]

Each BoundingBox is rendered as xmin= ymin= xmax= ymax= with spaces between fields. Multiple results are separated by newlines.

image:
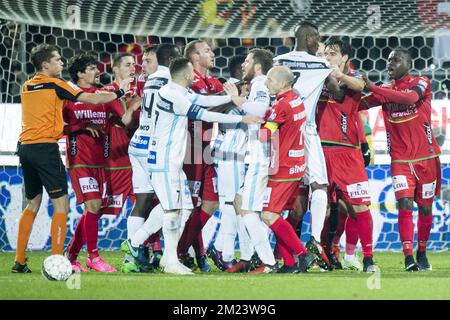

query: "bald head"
xmin=265 ymin=66 xmax=294 ymax=96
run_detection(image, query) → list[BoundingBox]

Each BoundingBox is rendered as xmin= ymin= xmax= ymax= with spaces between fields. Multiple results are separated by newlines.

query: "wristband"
xmin=115 ymin=88 xmax=125 ymax=99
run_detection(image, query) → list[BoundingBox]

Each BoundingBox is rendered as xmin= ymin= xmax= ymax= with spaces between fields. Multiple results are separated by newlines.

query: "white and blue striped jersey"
xmin=241 ymin=75 xmax=271 ymax=167
xmin=213 ymin=107 xmax=247 ymax=163
xmin=129 ymin=66 xmax=170 ymax=156
xmin=148 ymin=82 xmax=243 ymax=172
xmin=273 ymin=51 xmax=331 ymax=127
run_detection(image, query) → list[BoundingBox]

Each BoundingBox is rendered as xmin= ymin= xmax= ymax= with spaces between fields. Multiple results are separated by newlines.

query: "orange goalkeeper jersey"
xmin=20 ymin=72 xmax=83 ymax=144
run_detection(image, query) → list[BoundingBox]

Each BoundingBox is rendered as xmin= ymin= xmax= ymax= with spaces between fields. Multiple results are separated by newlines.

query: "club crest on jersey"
xmin=392 ymin=175 xmax=408 ymax=192
xmin=79 ymin=177 xmax=99 ymax=194
xmin=347 ymin=181 xmax=369 ymax=198
xmin=422 ymin=180 xmax=436 ymax=199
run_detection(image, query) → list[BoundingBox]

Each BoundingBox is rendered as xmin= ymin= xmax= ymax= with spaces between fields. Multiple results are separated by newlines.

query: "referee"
xmin=12 ymin=44 xmax=132 ymax=273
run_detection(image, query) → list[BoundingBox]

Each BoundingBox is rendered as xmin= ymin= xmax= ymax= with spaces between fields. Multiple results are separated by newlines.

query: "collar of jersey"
xmin=251 ymin=75 xmax=267 ymax=84
xmin=169 ymin=81 xmax=188 ymax=94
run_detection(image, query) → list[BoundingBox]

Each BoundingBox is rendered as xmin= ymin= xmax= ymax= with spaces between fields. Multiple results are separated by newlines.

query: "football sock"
xmin=177 ymin=207 xmax=204 ymax=257
xmin=242 ymin=213 xmax=276 ymax=266
xmin=66 ymin=214 xmax=86 ymax=262
xmin=192 ymin=233 xmax=206 ymax=257
xmin=51 ymin=212 xmax=67 ymax=255
xmin=310 ymin=189 xmax=328 ymax=241
xmin=162 ymin=212 xmax=180 ymax=265
xmin=84 ymin=211 xmax=101 ymax=259
xmin=127 ymin=216 xmax=145 ymax=239
xmin=275 ymin=241 xmax=296 ymax=267
xmin=398 ymin=209 xmax=414 ymax=256
xmin=356 ymin=210 xmax=373 ymax=258
xmin=236 ymin=215 xmax=254 ymax=261
xmin=15 ymin=208 xmax=36 ymax=264
xmin=418 ymin=213 xmax=433 ymax=252
xmin=220 ymin=203 xmax=238 ymax=262
xmin=332 ymin=210 xmax=347 ymax=245
xmin=131 ymin=204 xmax=163 ymax=247
xmin=345 ymin=215 xmax=358 ymax=256
xmin=320 ymin=215 xmax=330 ymax=250
xmin=270 ymin=216 xmax=308 ymax=257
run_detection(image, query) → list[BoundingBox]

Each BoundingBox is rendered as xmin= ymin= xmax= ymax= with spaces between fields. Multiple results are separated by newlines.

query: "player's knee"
xmin=26 ymin=193 xmax=43 ymax=212
xmin=398 ymin=198 xmax=414 ymax=210
xmin=202 ymin=201 xmax=218 ymax=215
xmin=261 ymin=211 xmax=278 ymax=226
xmin=85 ymin=199 xmax=102 ymax=213
xmin=310 ymin=182 xmax=327 ymax=193
xmin=418 ymin=205 xmax=432 ymax=216
xmin=353 ymin=204 xmax=369 ymax=214
xmin=51 ymin=195 xmax=69 ymax=213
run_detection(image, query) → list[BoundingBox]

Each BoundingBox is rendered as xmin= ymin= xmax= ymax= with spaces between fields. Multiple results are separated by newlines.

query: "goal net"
xmin=0 ymin=0 xmax=449 ymax=253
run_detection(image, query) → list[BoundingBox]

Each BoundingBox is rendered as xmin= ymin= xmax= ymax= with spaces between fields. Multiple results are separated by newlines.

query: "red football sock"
xmin=320 ymin=216 xmax=330 ymax=251
xmin=398 ymin=209 xmax=414 ymax=256
xmin=275 ymin=240 xmax=296 ymax=267
xmin=199 ymin=208 xmax=211 ymax=226
xmin=345 ymin=216 xmax=358 ymax=256
xmin=417 ymin=213 xmax=433 ymax=252
xmin=148 ymin=233 xmax=162 ymax=252
xmin=356 ymin=210 xmax=373 ymax=258
xmin=84 ymin=211 xmax=101 ymax=260
xmin=177 ymin=207 xmax=205 ymax=257
xmin=192 ymin=234 xmax=206 ymax=256
xmin=332 ymin=210 xmax=347 ymax=245
xmin=270 ymin=217 xmax=307 ymax=256
xmin=66 ymin=214 xmax=86 ymax=262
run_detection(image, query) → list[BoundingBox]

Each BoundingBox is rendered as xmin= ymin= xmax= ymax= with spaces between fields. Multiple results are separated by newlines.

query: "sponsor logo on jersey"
xmin=341 ymin=112 xmax=348 ymax=134
xmin=188 ymin=180 xmax=202 ymax=198
xmin=148 ymin=151 xmax=157 ymax=164
xmin=424 ymin=122 xmax=433 ymax=145
xmin=347 ymin=181 xmax=370 ymax=198
xmin=74 ymin=110 xmax=106 ymax=121
xmin=289 ymin=164 xmax=306 ymax=175
xmin=386 ymin=132 xmax=391 ymax=154
xmin=139 ymin=124 xmax=150 ymax=131
xmin=130 ymin=135 xmax=150 ymax=149
xmin=293 ymin=111 xmax=306 ymax=121
xmin=289 ymin=150 xmax=304 ymax=157
xmin=70 ymin=135 xmax=77 ymax=156
xmin=392 ymin=175 xmax=408 ymax=192
xmin=105 ymin=194 xmax=123 ymax=208
xmin=422 ymin=180 xmax=436 ymax=199
xmin=267 ymin=111 xmax=277 ymax=122
xmin=104 ymin=134 xmax=110 ymax=158
xmin=79 ymin=177 xmax=99 ymax=194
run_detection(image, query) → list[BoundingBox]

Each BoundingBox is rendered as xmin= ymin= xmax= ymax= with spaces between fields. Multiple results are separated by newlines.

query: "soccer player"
xmin=12 ymin=44 xmax=132 ymax=273
xmin=223 ymin=48 xmax=275 ymax=273
xmin=177 ymin=40 xmax=224 ymax=271
xmin=258 ymin=65 xmax=317 ymax=273
xmin=121 ymin=44 xmax=182 ymax=272
xmin=64 ymin=53 xmax=122 ymax=272
xmin=361 ymin=48 xmax=440 ymax=271
xmin=273 ymin=22 xmax=332 ymax=268
xmin=315 ymin=37 xmax=376 ymax=272
xmin=147 ymin=57 xmax=261 ymax=274
xmin=102 ymin=53 xmax=140 ymax=216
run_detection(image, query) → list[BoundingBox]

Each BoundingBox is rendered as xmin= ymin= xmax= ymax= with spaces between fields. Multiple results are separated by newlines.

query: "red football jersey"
xmin=264 ymin=89 xmax=306 ymax=181
xmin=63 ymin=86 xmax=114 ymax=167
xmin=136 ymin=73 xmax=146 ymax=97
xmin=103 ymin=82 xmax=139 ymax=168
xmin=360 ymin=74 xmax=440 ymax=162
xmin=187 ymin=69 xmax=224 ymax=157
xmin=316 ymin=69 xmax=363 ymax=148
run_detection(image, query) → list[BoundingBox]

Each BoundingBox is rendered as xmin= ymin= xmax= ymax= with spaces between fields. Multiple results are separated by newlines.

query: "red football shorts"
xmin=100 ymin=168 xmax=133 ymax=215
xmin=323 ymin=146 xmax=371 ymax=206
xmin=390 ymin=157 xmax=441 ymax=206
xmin=262 ymin=180 xmax=300 ymax=214
xmin=69 ymin=167 xmax=106 ymax=205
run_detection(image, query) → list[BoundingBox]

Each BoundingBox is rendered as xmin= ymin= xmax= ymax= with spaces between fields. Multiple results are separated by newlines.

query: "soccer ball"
xmin=41 ymin=254 xmax=73 ymax=281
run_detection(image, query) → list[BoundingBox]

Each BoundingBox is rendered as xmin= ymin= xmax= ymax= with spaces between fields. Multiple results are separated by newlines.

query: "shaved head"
xmin=265 ymin=66 xmax=294 ymax=95
xmin=294 ymin=21 xmax=320 ymax=55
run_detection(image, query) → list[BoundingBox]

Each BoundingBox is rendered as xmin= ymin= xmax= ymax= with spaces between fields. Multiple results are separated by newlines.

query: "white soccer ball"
xmin=41 ymin=254 xmax=73 ymax=281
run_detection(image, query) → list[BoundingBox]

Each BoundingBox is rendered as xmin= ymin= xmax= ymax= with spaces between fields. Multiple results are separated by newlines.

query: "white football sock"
xmin=202 ymin=214 xmax=220 ymax=251
xmin=237 ymin=215 xmax=254 ymax=261
xmin=162 ymin=212 xmax=180 ymax=265
xmin=242 ymin=213 xmax=276 ymax=266
xmin=130 ymin=204 xmax=164 ymax=247
xmin=310 ymin=188 xmax=327 ymax=241
xmin=127 ymin=216 xmax=145 ymax=239
xmin=220 ymin=203 xmax=237 ymax=262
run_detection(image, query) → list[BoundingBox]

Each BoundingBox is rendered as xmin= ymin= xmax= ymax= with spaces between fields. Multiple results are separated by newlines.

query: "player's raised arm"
xmin=76 ymin=77 xmax=134 ymax=104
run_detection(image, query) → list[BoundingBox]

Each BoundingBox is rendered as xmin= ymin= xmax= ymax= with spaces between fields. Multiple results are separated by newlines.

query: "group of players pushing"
xmin=13 ymin=22 xmax=439 ymax=275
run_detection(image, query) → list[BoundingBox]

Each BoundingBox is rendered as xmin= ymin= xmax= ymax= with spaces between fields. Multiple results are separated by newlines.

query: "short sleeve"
xmin=264 ymin=101 xmax=287 ymax=125
xmin=54 ymin=79 xmax=83 ymax=102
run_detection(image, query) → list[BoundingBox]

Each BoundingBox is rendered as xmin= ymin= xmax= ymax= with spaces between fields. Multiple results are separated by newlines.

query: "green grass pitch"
xmin=1 ymin=251 xmax=449 ymax=300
